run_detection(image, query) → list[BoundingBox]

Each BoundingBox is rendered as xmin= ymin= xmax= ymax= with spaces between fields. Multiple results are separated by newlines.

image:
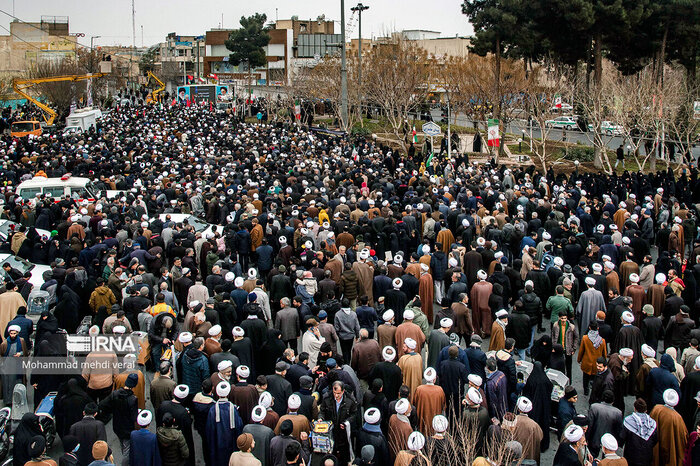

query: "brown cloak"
xmin=470 ymin=281 xmax=493 ymax=336
xmin=412 ymin=384 xmax=445 ymax=436
xmin=647 ymin=284 xmax=666 ymax=317
xmin=624 ymin=284 xmax=646 ymax=324
xmin=388 ymin=414 xmax=413 ymax=458
xmin=649 ymin=404 xmax=687 ymax=466
xmin=353 ymin=261 xmax=375 ymax=305
xmin=510 ymin=414 xmax=543 ymax=464
xmin=397 ymin=353 xmax=423 ymax=402
xmin=395 ymin=322 xmax=426 ymax=358
xmin=488 ymin=321 xmax=506 ymax=352
xmin=419 ymin=273 xmax=434 ymax=322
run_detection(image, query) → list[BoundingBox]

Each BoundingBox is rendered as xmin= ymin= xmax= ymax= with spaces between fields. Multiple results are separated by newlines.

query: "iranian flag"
xmin=412 ymin=126 xmax=417 ymax=143
xmin=198 ymin=77 xmax=206 ymax=83
xmin=487 ymin=118 xmax=500 ymax=147
xmin=209 ymin=73 xmax=218 ymax=81
xmin=554 ymin=93 xmax=562 ymax=109
xmin=186 ymin=75 xmax=193 ymax=84
xmin=294 ymin=100 xmax=301 ymax=120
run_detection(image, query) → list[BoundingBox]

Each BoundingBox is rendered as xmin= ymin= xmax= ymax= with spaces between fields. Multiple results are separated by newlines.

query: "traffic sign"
xmin=422 ymin=121 xmax=441 ymax=136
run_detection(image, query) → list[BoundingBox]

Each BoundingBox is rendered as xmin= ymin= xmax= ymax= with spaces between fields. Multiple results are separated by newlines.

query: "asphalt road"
xmin=428 ymin=108 xmax=700 ymax=161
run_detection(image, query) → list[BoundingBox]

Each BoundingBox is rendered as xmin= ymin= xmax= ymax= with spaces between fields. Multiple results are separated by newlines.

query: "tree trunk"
xmin=594 ymin=32 xmax=603 ymax=88
xmin=494 ymin=37 xmax=502 ymax=162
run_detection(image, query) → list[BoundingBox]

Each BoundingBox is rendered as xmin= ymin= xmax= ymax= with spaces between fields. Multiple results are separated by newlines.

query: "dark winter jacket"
xmin=181 ymin=347 xmax=210 ymax=394
xmin=99 ymin=387 xmax=138 ymax=439
xmin=647 ymin=353 xmax=680 ymax=410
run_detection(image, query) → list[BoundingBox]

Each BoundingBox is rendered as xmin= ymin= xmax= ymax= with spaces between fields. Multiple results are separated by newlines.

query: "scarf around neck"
xmin=623 ymin=412 xmax=657 ymax=441
xmin=587 ymin=330 xmax=603 ymax=348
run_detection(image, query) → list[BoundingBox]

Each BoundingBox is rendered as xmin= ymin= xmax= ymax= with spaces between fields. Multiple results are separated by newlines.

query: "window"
xmin=178 ymin=49 xmax=185 ymax=57
xmin=44 ymin=187 xmax=65 ymax=198
xmin=300 ymin=24 xmax=307 ymax=32
xmin=19 ymin=187 xmax=41 ymax=200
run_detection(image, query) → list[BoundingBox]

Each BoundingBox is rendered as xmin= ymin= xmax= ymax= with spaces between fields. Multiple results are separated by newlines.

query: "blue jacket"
xmin=647 ymin=354 xmax=680 ymax=409
xmin=558 ymin=398 xmax=577 ymax=434
xmin=5 ymin=315 xmax=33 ymax=343
xmin=430 ymin=251 xmax=448 ymax=281
xmin=181 ymin=347 xmax=210 ymax=393
xmin=256 ymin=245 xmax=275 ymax=271
xmin=355 ymin=305 xmax=378 ymax=332
xmin=130 ymin=428 xmax=161 ymax=466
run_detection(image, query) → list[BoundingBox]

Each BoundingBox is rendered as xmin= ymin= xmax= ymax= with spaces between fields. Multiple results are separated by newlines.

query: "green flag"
xmin=426 ymin=152 xmax=434 ymax=168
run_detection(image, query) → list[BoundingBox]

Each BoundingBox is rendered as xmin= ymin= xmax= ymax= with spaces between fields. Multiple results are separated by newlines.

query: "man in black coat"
xmin=267 ymin=361 xmax=294 ymax=417
xmin=438 ymin=345 xmax=469 ymax=415
xmin=355 ymin=408 xmax=390 ymax=466
xmin=156 ymin=386 xmax=195 ymax=466
xmin=319 ymin=381 xmax=359 ymax=465
xmin=98 ymin=373 xmax=139 ymax=460
xmin=506 ymin=301 xmax=532 ymax=360
xmin=68 ymin=402 xmax=107 ymax=466
xmin=367 ymin=347 xmax=403 ymax=402
xmin=590 ymin=357 xmax=615 ymax=406
xmin=465 ymin=335 xmax=487 ymax=380
xmin=286 ymin=353 xmax=312 ymax=393
xmin=495 ymin=339 xmax=517 ymax=409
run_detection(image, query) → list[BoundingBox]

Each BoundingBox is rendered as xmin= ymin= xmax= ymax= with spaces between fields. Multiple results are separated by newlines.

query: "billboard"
xmin=189 ymin=85 xmax=216 ymax=104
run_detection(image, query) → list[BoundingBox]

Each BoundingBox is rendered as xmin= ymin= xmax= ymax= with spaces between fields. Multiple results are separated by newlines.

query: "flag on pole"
xmin=487 ymin=118 xmax=500 ymax=147
xmin=186 ymin=75 xmax=193 ymax=84
xmin=294 ymin=100 xmax=301 ymax=120
xmin=412 ymin=125 xmax=417 ymax=143
xmin=198 ymin=77 xmax=206 ymax=83
xmin=554 ymin=93 xmax=562 ymax=109
xmin=426 ymin=151 xmax=434 ymax=168
xmin=209 ymin=73 xmax=218 ymax=81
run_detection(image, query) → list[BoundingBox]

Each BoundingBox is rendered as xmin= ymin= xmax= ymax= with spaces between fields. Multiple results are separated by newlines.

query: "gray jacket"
xmin=274 ymin=307 xmax=300 ymax=341
xmin=334 ymin=308 xmax=361 ymax=340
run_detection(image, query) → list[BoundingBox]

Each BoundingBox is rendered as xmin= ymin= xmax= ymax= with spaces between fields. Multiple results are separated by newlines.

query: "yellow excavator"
xmin=145 ymin=71 xmax=165 ymax=104
xmin=11 ymin=73 xmax=105 ymax=136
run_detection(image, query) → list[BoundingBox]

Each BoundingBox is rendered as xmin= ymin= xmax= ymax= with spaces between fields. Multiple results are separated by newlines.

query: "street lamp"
xmin=351 ymin=3 xmax=369 ymax=117
xmin=91 ymin=36 xmax=101 ymax=49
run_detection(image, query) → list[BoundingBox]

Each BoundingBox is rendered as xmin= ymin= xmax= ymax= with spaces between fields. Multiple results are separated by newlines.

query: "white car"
xmin=550 ymin=103 xmax=573 ymax=112
xmin=0 ymin=220 xmax=51 ymax=243
xmin=587 ymin=121 xmax=624 ymax=136
xmin=0 ymin=254 xmax=51 ymax=288
xmin=545 ymin=116 xmax=577 ymax=129
xmin=157 ymin=214 xmax=224 ymax=238
xmin=63 ymin=126 xmax=83 ymax=136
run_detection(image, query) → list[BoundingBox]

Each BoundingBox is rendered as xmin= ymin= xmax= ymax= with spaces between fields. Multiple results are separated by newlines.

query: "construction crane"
xmin=12 ymin=73 xmax=105 ymax=126
xmin=145 ymin=71 xmax=165 ymax=104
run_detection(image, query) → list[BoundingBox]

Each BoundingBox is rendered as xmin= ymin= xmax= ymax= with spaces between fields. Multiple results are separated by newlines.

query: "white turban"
xmin=432 ymin=415 xmax=448 ymax=433
xmin=382 ymin=346 xmax=396 ymax=362
xmin=382 ymin=310 xmax=395 ymax=322
xmin=565 ymin=425 xmax=584 ymax=443
xmin=216 ymin=381 xmax=231 ymax=398
xmin=423 ymin=368 xmax=437 ymax=383
xmin=217 ymin=360 xmax=233 ymax=372
xmin=468 ymin=374 xmax=483 ymax=387
xmin=601 ymin=433 xmax=618 ymax=452
xmin=477 ymin=270 xmax=487 ymax=280
xmin=236 ymin=365 xmax=250 ymax=378
xmin=621 ymin=311 xmax=634 ymax=324
xmin=363 ymin=407 xmax=381 ymax=424
xmin=619 ymin=348 xmax=634 ymax=358
xmin=641 ymin=344 xmax=655 ymax=358
xmin=517 ymin=396 xmax=533 ymax=413
xmin=629 ymin=273 xmax=639 ymax=283
xmin=395 ymin=398 xmax=410 ymax=415
xmin=251 ymin=405 xmax=266 ymax=423
xmin=137 ymin=410 xmax=153 ymax=427
xmin=407 ymin=431 xmax=425 ymax=451
xmin=403 ymin=310 xmax=415 ymax=320
xmin=663 ymin=388 xmax=679 ymax=407
xmin=258 ymin=391 xmax=272 ymax=408
xmin=404 ymin=338 xmax=417 ymax=350
xmin=287 ymin=394 xmax=301 ymax=410
xmin=440 ymin=318 xmax=453 ymax=328
xmin=467 ymin=387 xmax=482 ymax=405
xmin=174 ymin=385 xmax=189 ymax=399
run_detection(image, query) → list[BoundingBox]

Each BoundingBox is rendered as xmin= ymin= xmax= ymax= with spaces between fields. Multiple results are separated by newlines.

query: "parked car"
xmin=0 ymin=220 xmax=51 ymax=243
xmin=157 ymin=214 xmax=223 ymax=237
xmin=587 ymin=121 xmax=624 ymax=136
xmin=550 ymin=103 xmax=573 ymax=113
xmin=0 ymin=254 xmax=51 ymax=288
xmin=545 ymin=116 xmax=577 ymax=129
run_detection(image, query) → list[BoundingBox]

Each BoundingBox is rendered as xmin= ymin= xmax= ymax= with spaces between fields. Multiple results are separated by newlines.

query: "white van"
xmin=16 ymin=174 xmax=99 ymax=201
xmin=65 ymin=108 xmax=101 ymax=132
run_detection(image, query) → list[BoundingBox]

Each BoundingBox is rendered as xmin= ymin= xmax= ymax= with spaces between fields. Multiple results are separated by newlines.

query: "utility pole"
xmin=131 ymin=0 xmax=136 ymax=84
xmin=141 ymin=25 xmax=144 ymax=47
xmin=351 ymin=3 xmax=368 ymax=117
xmin=340 ymin=0 xmax=348 ymax=130
xmin=90 ymin=36 xmax=101 ymax=50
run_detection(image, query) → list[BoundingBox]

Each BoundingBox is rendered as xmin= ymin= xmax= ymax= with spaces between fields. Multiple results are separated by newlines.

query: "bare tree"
xmin=363 ymin=38 xmax=433 ymax=154
xmin=29 ymin=59 xmax=86 ymax=119
xmin=523 ymin=67 xmax=570 ymax=171
xmin=663 ymin=67 xmax=700 ymax=169
xmin=290 ymin=55 xmax=362 ymax=131
xmin=601 ymin=66 xmax=659 ymax=170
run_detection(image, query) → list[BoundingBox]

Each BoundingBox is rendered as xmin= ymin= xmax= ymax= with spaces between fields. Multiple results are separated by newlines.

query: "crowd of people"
xmin=1 ymin=102 xmax=700 ymax=466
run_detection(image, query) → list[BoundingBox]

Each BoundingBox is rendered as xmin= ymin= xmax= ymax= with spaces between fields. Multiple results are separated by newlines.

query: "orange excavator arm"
xmin=146 ymin=71 xmax=165 ymax=103
xmin=12 ymin=73 xmax=105 ymax=126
